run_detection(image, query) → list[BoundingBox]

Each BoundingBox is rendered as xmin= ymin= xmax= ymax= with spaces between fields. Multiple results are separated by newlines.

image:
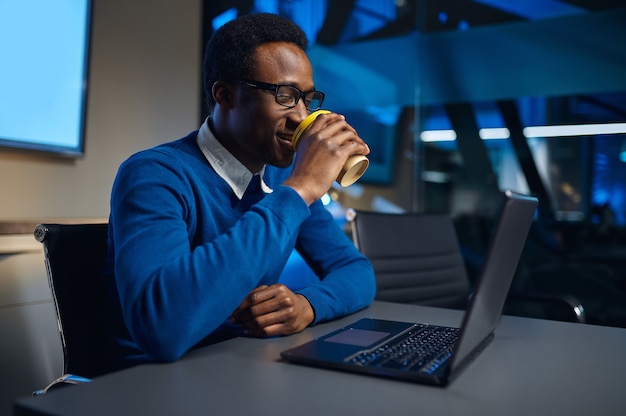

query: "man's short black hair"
xmin=203 ymin=13 xmax=309 ymax=111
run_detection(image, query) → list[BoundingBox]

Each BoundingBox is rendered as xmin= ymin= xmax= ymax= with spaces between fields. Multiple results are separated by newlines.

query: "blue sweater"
xmin=105 ymin=131 xmax=376 ymax=364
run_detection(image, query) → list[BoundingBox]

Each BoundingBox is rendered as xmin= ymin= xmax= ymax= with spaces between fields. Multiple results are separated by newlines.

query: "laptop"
xmin=281 ymin=190 xmax=538 ymax=386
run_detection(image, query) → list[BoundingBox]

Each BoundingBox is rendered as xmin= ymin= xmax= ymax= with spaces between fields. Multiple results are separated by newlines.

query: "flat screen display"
xmin=0 ymin=0 xmax=92 ymax=157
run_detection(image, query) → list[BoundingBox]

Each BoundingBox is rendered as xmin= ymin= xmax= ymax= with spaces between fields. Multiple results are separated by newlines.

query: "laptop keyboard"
xmin=347 ymin=324 xmax=459 ymax=374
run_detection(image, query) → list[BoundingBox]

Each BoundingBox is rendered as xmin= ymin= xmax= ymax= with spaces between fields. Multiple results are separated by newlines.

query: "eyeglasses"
xmin=236 ymin=80 xmax=325 ymax=111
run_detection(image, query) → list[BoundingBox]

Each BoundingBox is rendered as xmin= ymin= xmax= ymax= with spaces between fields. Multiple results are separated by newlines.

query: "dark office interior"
xmin=3 ymin=1 xmax=626 ymax=414
xmin=204 ymin=0 xmax=626 ymax=328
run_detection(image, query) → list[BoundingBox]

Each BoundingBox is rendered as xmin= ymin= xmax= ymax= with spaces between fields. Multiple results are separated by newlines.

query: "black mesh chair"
xmin=32 ymin=223 xmax=111 ymax=395
xmin=347 ymin=209 xmax=586 ymax=323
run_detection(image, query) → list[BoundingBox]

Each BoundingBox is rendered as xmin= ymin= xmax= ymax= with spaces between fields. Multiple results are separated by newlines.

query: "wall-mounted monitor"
xmin=0 ymin=0 xmax=92 ymax=157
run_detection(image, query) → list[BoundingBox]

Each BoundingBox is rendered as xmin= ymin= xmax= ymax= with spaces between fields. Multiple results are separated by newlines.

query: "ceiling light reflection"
xmin=420 ymin=123 xmax=626 ymax=142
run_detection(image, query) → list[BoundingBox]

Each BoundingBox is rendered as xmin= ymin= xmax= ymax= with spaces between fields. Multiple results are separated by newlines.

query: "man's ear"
xmin=212 ymin=80 xmax=235 ymax=108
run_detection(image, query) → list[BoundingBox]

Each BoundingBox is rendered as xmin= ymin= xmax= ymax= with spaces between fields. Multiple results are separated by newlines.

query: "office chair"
xmin=32 ymin=223 xmax=111 ymax=395
xmin=346 ymin=209 xmax=586 ymax=323
xmin=347 ymin=210 xmax=470 ymax=309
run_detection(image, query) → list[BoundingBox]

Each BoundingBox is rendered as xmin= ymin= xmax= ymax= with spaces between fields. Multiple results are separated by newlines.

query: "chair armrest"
xmin=507 ymin=292 xmax=586 ymax=324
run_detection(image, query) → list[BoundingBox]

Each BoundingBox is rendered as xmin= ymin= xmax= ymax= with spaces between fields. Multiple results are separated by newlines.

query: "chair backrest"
xmin=34 ymin=223 xmax=111 ymax=378
xmin=348 ymin=210 xmax=470 ymax=309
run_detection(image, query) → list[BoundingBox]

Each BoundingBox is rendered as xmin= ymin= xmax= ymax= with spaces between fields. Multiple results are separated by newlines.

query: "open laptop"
xmin=281 ymin=190 xmax=538 ymax=386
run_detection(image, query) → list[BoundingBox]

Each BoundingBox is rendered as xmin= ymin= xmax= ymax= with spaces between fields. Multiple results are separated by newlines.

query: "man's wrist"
xmin=297 ymin=293 xmax=315 ymax=327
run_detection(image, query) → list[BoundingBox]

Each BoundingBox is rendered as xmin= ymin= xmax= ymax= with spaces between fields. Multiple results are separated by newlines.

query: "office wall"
xmin=0 ymin=0 xmax=202 ymax=220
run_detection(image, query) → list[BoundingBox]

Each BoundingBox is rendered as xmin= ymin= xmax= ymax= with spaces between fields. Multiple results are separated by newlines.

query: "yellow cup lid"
xmin=292 ymin=110 xmax=331 ymax=150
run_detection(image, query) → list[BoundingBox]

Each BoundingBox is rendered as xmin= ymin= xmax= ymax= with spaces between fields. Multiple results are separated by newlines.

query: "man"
xmin=104 ymin=13 xmax=375 ymax=367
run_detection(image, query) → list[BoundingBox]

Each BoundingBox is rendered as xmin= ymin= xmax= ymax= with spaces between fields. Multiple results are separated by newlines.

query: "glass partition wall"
xmin=203 ymin=1 xmax=626 ymax=327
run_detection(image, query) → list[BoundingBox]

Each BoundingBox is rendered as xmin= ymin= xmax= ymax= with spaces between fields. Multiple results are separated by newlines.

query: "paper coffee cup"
xmin=292 ymin=110 xmax=369 ymax=187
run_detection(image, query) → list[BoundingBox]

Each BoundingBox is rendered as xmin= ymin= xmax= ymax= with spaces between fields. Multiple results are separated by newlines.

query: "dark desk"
xmin=14 ymin=301 xmax=626 ymax=416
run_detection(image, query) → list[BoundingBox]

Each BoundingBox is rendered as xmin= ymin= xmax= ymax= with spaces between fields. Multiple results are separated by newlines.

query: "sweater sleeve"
xmin=109 ymin=142 xmax=376 ymax=362
xmin=109 ymin=150 xmax=312 ymax=362
xmin=290 ymin=200 xmax=376 ymax=324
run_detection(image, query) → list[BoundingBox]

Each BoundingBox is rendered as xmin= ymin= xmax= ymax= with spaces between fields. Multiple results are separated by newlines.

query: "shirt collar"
xmin=197 ymin=117 xmax=272 ymax=200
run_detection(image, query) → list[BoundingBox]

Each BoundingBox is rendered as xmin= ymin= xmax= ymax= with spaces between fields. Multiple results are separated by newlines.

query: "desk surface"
xmin=14 ymin=301 xmax=626 ymax=416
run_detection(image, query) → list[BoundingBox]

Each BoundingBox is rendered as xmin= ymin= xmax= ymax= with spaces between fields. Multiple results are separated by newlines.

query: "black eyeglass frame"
xmin=236 ymin=79 xmax=325 ymax=111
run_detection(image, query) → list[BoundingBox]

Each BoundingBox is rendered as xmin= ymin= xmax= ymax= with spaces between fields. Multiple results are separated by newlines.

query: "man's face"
xmin=227 ymin=42 xmax=315 ymax=172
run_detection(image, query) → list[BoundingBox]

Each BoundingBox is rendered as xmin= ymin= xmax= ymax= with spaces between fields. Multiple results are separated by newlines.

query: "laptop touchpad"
xmin=324 ymin=328 xmax=390 ymax=347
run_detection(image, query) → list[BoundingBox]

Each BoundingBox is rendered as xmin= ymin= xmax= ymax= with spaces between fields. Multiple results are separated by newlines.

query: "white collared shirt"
xmin=196 ymin=118 xmax=273 ymax=200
